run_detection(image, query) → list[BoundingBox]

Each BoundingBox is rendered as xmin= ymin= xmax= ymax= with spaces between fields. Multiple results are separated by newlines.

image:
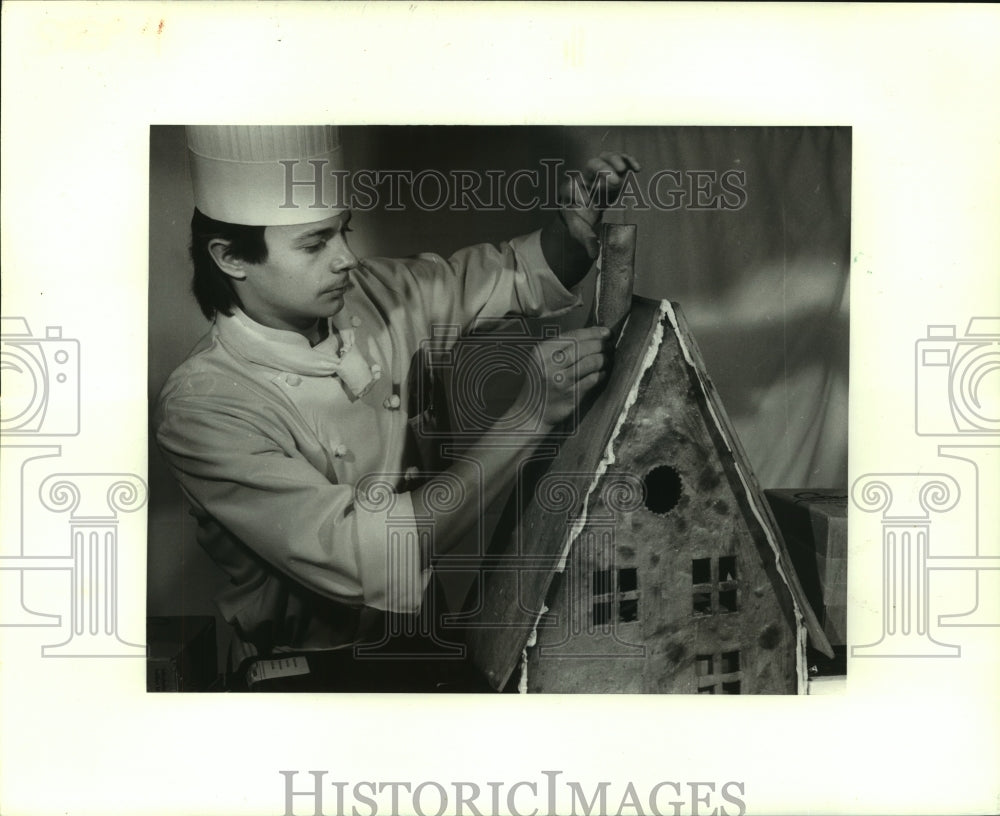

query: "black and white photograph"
xmin=147 ymin=125 xmax=850 ymax=694
xmin=2 ymin=4 xmax=997 ymax=816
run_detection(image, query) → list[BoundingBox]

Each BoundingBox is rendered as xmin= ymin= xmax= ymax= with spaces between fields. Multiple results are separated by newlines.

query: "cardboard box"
xmin=765 ymin=489 xmax=848 ymax=647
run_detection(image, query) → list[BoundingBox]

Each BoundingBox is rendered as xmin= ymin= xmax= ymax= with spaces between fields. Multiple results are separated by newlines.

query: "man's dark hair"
xmin=189 ymin=208 xmax=268 ymax=319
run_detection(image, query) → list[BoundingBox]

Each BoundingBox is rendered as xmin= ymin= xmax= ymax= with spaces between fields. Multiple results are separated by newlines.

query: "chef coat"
xmin=154 ymin=230 xmax=582 ymax=652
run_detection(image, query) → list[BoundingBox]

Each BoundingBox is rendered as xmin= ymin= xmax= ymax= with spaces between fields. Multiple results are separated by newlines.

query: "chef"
xmin=154 ymin=125 xmax=639 ymax=690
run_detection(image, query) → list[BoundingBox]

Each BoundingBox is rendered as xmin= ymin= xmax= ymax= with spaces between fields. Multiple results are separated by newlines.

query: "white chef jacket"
xmin=154 ymin=230 xmax=582 ymax=652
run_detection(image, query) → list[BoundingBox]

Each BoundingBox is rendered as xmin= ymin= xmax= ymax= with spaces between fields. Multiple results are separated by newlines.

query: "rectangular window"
xmin=591 ymin=566 xmax=640 ymax=626
xmin=692 ymin=557 xmax=712 ymax=585
xmin=691 ymin=556 xmax=739 ymax=616
xmin=592 ymin=600 xmax=612 ymax=626
xmin=695 ymin=650 xmax=743 ymax=694
xmin=592 ymin=569 xmax=613 ymax=596
xmin=693 ymin=591 xmax=712 ymax=616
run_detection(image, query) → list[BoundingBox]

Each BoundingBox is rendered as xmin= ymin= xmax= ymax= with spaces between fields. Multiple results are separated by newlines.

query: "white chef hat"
xmin=186 ymin=125 xmax=345 ymax=226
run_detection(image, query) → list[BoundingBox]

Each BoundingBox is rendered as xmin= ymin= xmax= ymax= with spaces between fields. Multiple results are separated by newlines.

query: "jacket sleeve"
xmin=154 ymin=390 xmax=429 ymax=615
xmin=391 ymin=230 xmax=584 ymax=334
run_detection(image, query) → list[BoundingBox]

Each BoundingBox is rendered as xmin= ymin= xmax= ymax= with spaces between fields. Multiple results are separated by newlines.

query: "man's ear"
xmin=208 ymin=239 xmax=248 ymax=280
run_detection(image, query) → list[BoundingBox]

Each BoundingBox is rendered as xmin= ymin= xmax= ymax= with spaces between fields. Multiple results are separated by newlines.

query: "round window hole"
xmin=643 ymin=465 xmax=683 ymax=515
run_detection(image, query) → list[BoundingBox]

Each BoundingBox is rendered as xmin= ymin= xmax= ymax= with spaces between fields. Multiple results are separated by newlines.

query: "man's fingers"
xmin=543 ymin=327 xmax=609 ymax=355
xmin=566 ymin=154 xmax=643 ymax=208
xmin=599 ymin=152 xmax=624 ymax=173
xmin=573 ymin=351 xmax=609 ymax=379
xmin=585 ymin=157 xmax=621 ymax=187
xmin=585 ymin=156 xmax=610 ymax=174
xmin=599 ymin=152 xmax=629 ymax=174
xmin=543 ymin=347 xmax=610 ymax=384
xmin=621 ymin=153 xmax=642 ymax=172
xmin=599 ymin=151 xmax=642 ymax=174
xmin=570 ymin=338 xmax=610 ymax=363
xmin=544 ymin=336 xmax=608 ymax=368
xmin=564 ymin=326 xmax=612 ymax=343
xmin=539 ymin=327 xmax=611 ymax=376
xmin=577 ymin=369 xmax=608 ymax=395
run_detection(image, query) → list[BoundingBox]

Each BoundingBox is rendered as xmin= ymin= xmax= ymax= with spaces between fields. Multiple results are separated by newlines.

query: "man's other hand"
xmin=560 ymin=152 xmax=642 ymax=257
xmin=528 ymin=325 xmax=613 ymax=430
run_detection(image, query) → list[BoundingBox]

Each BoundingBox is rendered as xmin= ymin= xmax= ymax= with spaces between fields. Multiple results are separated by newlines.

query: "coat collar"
xmin=216 ymin=307 xmax=376 ymax=398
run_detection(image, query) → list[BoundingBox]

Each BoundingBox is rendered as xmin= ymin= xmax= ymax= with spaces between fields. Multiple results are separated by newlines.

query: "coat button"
xmin=370 ymin=363 xmax=382 ymax=379
xmin=333 ymin=444 xmax=348 ymax=458
xmin=351 ymin=316 xmax=362 ymax=327
xmin=285 ymin=374 xmax=302 ymax=387
xmin=383 ymin=394 xmax=401 ymax=410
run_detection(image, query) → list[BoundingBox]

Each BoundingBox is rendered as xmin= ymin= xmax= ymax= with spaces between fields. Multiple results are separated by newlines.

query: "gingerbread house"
xmin=461 ymin=225 xmax=831 ymax=693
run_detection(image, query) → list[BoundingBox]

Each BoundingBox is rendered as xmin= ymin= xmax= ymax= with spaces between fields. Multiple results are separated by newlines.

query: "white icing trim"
xmin=519 ymin=304 xmax=666 ymax=693
xmin=558 ymin=301 xmax=670 ymax=574
xmin=593 ymin=247 xmax=603 ymax=320
xmin=662 ymin=301 xmax=808 ymax=694
xmin=517 ymin=606 xmax=546 ymax=694
xmin=520 ymin=299 xmax=807 ymax=694
xmin=615 ymin=314 xmax=631 ymax=348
